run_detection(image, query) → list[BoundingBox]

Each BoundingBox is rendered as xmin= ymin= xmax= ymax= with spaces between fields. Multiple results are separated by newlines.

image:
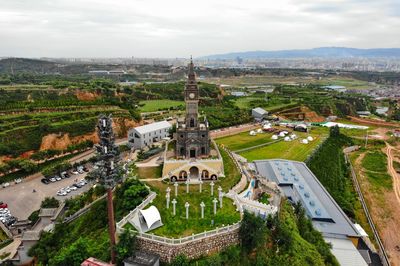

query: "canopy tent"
xmin=139 ymin=206 xmax=162 ymax=230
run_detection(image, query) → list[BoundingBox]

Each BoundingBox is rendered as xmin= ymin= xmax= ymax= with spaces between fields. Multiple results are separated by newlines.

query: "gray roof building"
xmin=253 ymin=159 xmax=360 ymax=238
xmin=252 ymin=107 xmax=268 ymax=121
xmin=128 ymin=121 xmax=171 ymax=150
xmin=252 ymin=159 xmax=370 ymax=266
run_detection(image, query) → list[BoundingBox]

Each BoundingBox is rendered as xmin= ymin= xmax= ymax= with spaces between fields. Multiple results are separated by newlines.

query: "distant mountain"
xmin=201 ymin=47 xmax=400 ymax=60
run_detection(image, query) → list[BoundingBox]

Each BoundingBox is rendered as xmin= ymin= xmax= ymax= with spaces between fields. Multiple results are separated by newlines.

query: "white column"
xmin=174 ymin=182 xmax=178 ymax=197
xmin=213 ymin=198 xmax=218 ymax=215
xmin=218 ymin=186 xmax=223 ymax=208
xmin=185 ymin=202 xmax=190 ymax=219
xmin=185 ymin=180 xmax=190 ymax=193
xmin=172 ymin=199 xmax=177 ymax=216
xmin=200 ymin=202 xmax=205 ymax=219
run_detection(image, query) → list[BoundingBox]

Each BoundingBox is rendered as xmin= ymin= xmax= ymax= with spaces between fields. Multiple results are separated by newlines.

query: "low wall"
xmin=136 ymin=226 xmax=240 ymax=263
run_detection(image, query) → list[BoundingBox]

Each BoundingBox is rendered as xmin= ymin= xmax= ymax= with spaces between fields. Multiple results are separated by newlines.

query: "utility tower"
xmin=96 ymin=114 xmax=121 ymax=264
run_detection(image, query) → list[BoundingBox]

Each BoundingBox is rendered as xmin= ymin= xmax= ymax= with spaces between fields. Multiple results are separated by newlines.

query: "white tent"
xmin=271 ymin=135 xmax=279 ymax=140
xmin=139 ymin=206 xmax=162 ymax=230
xmin=279 ymin=132 xmax=286 ymax=137
xmin=301 ymin=139 xmax=309 ymax=144
xmin=284 ymin=136 xmax=291 ymax=142
xmin=290 ymin=134 xmax=297 ymax=139
xmin=249 ymin=130 xmax=256 ymax=136
xmin=257 ymin=128 xmax=263 ymax=133
xmin=307 ymin=136 xmax=314 ymax=141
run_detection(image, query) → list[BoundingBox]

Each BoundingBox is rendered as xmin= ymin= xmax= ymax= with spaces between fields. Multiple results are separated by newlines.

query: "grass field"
xmin=361 ymin=151 xmax=392 ymax=190
xmin=216 ymin=131 xmax=275 ymax=151
xmin=137 ymin=166 xmax=162 ymax=179
xmin=239 ymin=131 xmax=326 ymax=162
xmin=139 ymin=99 xmax=184 ymax=112
xmin=147 ymin=181 xmax=240 ymax=237
xmin=0 ymin=227 xmax=8 ymax=241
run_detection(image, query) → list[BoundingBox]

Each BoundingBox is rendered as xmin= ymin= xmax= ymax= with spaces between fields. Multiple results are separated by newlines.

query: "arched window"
xmin=190 ymin=118 xmax=195 ymax=127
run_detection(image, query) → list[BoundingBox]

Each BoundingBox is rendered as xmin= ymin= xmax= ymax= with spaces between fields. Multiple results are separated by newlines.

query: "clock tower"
xmin=175 ymin=58 xmax=210 ymax=159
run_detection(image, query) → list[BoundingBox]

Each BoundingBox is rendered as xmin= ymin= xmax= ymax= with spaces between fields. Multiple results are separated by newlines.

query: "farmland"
xmin=216 ymin=131 xmax=275 ymax=151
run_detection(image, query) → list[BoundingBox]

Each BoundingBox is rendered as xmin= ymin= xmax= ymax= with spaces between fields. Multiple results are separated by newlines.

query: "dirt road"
xmin=385 ymin=143 xmax=400 ymax=204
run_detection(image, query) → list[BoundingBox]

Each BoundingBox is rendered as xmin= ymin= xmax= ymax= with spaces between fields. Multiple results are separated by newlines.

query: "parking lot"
xmin=0 ymin=171 xmax=92 ymax=220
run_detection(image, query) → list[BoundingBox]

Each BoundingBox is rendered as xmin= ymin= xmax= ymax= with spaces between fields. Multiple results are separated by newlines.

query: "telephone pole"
xmin=96 ymin=114 xmax=121 ymax=264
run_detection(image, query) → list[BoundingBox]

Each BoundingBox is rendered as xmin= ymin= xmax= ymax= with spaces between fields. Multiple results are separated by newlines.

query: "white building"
xmin=128 ymin=121 xmax=172 ymax=149
xmin=252 ymin=107 xmax=268 ymax=122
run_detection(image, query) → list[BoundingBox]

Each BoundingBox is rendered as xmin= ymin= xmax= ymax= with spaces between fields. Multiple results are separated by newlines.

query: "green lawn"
xmin=239 ymin=132 xmax=326 ymax=162
xmin=147 ymin=182 xmax=240 ymax=237
xmin=139 ymin=99 xmax=184 ymax=112
xmin=140 ymin=147 xmax=242 ymax=237
xmin=216 ymin=130 xmax=275 ymax=151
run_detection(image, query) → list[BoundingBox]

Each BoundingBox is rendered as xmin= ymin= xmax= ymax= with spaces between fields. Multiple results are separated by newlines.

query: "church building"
xmin=175 ymin=59 xmax=210 ymax=158
xmin=162 ymin=59 xmax=224 ymax=182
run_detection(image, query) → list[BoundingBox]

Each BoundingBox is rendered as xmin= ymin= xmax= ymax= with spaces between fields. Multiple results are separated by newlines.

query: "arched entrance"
xmin=201 ymin=170 xmax=209 ymax=179
xmin=179 ymin=170 xmax=188 ymax=180
xmin=189 ymin=166 xmax=199 ymax=179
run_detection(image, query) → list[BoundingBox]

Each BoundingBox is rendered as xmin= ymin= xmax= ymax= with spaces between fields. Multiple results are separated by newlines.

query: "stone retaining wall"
xmin=136 ymin=227 xmax=240 ymax=263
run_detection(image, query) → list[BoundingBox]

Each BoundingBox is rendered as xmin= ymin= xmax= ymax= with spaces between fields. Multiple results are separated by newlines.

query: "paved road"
xmin=0 ymin=172 xmax=91 ymax=220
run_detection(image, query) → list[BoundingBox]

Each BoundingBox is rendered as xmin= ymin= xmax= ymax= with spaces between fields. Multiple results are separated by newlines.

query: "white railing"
xmin=116 ymin=192 xmax=157 ymax=233
xmin=133 ymin=222 xmax=240 ymax=245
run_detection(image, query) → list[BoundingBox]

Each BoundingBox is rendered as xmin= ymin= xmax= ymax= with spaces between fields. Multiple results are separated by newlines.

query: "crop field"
xmin=139 ymin=99 xmax=184 ymax=112
xmin=216 ymin=130 xmax=275 ymax=151
xmin=239 ymin=131 xmax=327 ymax=162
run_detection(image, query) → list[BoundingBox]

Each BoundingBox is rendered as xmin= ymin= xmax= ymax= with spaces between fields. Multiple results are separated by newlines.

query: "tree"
xmin=329 ymin=125 xmax=340 ymax=137
xmin=49 ymin=237 xmax=91 ymax=266
xmin=18 ymin=159 xmax=37 ymax=173
xmin=239 ymin=211 xmax=268 ymax=252
xmin=170 ymin=254 xmax=189 ymax=266
xmin=116 ymin=229 xmax=137 ymax=266
xmin=41 ymin=197 xmax=60 ymax=208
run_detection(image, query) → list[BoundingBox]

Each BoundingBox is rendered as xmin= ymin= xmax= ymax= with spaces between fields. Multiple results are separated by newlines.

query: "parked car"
xmin=2 ymin=182 xmax=10 ymax=188
xmin=77 ymin=169 xmax=84 ymax=174
xmin=41 ymin=178 xmax=50 ymax=184
xmin=15 ymin=178 xmax=22 ymax=184
xmin=50 ymin=177 xmax=56 ymax=182
xmin=69 ymin=186 xmax=77 ymax=191
xmin=0 ymin=202 xmax=7 ymax=209
xmin=55 ymin=176 xmax=62 ymax=181
xmin=61 ymin=172 xmax=70 ymax=178
xmin=71 ymin=170 xmax=79 ymax=175
xmin=64 ymin=187 xmax=71 ymax=193
xmin=57 ymin=190 xmax=67 ymax=196
xmin=73 ymin=183 xmax=83 ymax=188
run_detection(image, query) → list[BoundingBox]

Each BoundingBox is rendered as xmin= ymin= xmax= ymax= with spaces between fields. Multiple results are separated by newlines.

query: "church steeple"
xmin=188 ymin=56 xmax=196 ymax=82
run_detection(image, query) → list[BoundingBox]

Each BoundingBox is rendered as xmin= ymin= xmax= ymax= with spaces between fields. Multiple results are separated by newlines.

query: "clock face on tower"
xmin=189 ymin=93 xmax=195 ymax=99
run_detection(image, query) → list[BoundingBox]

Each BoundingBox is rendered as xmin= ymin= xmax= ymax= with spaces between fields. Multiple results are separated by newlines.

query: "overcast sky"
xmin=1 ymin=0 xmax=399 ymax=58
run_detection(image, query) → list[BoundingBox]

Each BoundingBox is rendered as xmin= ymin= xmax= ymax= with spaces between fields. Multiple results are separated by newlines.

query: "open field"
xmin=350 ymin=149 xmax=400 ymax=266
xmin=216 ymin=131 xmax=275 ymax=151
xmin=239 ymin=130 xmax=327 ymax=162
xmin=137 ymin=165 xmax=162 ymax=180
xmin=139 ymin=99 xmax=184 ymax=112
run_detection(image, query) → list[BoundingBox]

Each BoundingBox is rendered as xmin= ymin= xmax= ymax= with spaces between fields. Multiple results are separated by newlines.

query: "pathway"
xmin=385 ymin=143 xmax=400 ymax=204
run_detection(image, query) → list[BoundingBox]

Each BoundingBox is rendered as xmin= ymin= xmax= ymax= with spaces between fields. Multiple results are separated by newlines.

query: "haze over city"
xmin=1 ymin=0 xmax=400 ymax=58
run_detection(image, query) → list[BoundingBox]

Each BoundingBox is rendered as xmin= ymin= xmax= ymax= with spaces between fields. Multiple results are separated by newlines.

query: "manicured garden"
xmin=137 ymin=147 xmax=242 ymax=237
xmin=146 ymin=180 xmax=240 ymax=238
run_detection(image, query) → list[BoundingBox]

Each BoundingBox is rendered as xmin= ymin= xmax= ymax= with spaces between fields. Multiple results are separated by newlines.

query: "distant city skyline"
xmin=1 ymin=0 xmax=399 ymax=58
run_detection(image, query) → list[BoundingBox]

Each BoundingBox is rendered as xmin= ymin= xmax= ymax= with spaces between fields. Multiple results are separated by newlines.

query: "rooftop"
xmin=132 ymin=121 xmax=171 ymax=135
xmin=252 ymin=107 xmax=268 ymax=115
xmin=21 ymin=230 xmax=41 ymax=241
xmin=253 ymin=159 xmax=360 ymax=238
xmin=38 ymin=208 xmax=58 ymax=217
xmin=124 ymin=251 xmax=160 ymax=266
